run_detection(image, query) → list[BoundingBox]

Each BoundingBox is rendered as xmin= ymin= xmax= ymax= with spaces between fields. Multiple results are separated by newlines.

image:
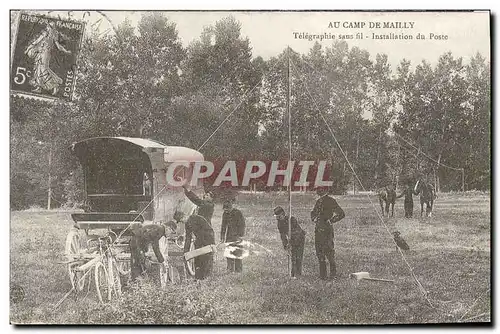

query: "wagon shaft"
xmin=115 ymin=253 xmax=131 ymax=260
xmin=76 ymin=256 xmax=102 ymax=272
xmin=66 ymin=252 xmax=98 ymax=261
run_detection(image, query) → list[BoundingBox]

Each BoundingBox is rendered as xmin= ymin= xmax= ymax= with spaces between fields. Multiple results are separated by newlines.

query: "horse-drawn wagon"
xmin=63 ymin=137 xmax=204 ymax=303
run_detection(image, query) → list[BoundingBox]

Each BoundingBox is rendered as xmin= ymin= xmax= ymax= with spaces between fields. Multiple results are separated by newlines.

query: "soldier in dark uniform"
xmin=220 ymin=200 xmax=246 ymax=272
xmin=273 ymin=206 xmax=306 ymax=278
xmin=397 ymin=179 xmax=417 ymax=218
xmin=182 ymin=184 xmax=215 ymax=226
xmin=129 ymin=221 xmax=177 ymax=280
xmin=183 ymin=211 xmax=216 ymax=280
xmin=310 ymin=187 xmax=345 ymax=280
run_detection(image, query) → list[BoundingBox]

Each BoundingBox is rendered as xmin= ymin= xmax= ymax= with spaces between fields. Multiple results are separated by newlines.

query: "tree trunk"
xmin=396 ymin=142 xmax=401 ymax=191
xmin=433 ymin=168 xmax=438 ymax=194
xmin=343 ymin=151 xmax=347 ymax=191
xmin=416 ymin=146 xmax=421 ymax=172
xmin=374 ymin=126 xmax=382 ymax=182
xmin=47 ymin=143 xmax=52 ymax=210
xmin=355 ymin=132 xmax=360 ymax=194
xmin=436 ymin=108 xmax=448 ymax=192
xmin=436 ymin=153 xmax=442 ymax=193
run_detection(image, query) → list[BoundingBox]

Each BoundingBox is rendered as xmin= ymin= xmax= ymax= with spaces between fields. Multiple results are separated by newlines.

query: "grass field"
xmin=10 ymin=192 xmax=491 ymax=324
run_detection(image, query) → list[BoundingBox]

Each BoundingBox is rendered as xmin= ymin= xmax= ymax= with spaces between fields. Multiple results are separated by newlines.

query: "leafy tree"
xmin=463 ymin=53 xmax=490 ymax=190
xmin=180 ymin=16 xmax=262 ymax=160
xmin=75 ymin=14 xmax=186 ymax=139
xmin=394 ymin=53 xmax=471 ymax=191
xmin=9 ymin=11 xmax=492 ymax=210
xmin=367 ymin=53 xmax=398 ymax=187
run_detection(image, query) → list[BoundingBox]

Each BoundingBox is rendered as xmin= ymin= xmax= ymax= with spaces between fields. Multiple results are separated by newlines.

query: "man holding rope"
xmin=397 ymin=178 xmax=418 ymax=218
xmin=311 ymin=187 xmax=345 ymax=280
xmin=273 ymin=206 xmax=305 ymax=278
xmin=220 ymin=200 xmax=246 ymax=273
xmin=182 ymin=211 xmax=216 ymax=280
xmin=182 ymin=184 xmax=215 ymax=226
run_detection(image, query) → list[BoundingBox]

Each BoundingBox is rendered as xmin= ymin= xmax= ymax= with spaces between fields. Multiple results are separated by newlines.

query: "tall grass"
xmin=10 ymin=193 xmax=491 ymax=324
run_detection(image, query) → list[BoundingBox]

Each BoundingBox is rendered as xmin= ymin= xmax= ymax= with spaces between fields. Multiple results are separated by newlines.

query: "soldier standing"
xmin=397 ymin=179 xmax=417 ymax=218
xmin=182 ymin=184 xmax=215 ymax=226
xmin=220 ymin=200 xmax=246 ymax=273
xmin=310 ymin=187 xmax=345 ymax=280
xmin=182 ymin=211 xmax=216 ymax=280
xmin=273 ymin=206 xmax=306 ymax=278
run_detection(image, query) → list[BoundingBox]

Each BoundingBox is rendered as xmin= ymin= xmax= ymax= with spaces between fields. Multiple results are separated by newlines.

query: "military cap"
xmin=273 ymin=206 xmax=285 ymax=215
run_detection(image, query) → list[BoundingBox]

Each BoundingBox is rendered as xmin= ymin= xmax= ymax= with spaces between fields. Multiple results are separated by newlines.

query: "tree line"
xmin=10 ymin=13 xmax=490 ymax=210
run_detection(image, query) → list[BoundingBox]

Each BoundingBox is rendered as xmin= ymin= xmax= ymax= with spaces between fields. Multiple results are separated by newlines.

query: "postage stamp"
xmin=9 ymin=10 xmax=491 ymax=325
xmin=10 ymin=12 xmax=85 ymax=101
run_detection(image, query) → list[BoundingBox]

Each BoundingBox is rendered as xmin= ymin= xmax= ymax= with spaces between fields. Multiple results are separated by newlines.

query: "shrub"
xmin=86 ymin=279 xmax=220 ymax=324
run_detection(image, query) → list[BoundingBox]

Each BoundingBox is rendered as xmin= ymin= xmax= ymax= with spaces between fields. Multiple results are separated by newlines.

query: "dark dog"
xmin=393 ymin=231 xmax=410 ymax=251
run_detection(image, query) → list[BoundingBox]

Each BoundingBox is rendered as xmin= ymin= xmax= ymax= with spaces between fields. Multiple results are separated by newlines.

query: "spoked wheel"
xmin=94 ymin=261 xmax=122 ymax=303
xmin=108 ymin=257 xmax=122 ymax=298
xmin=65 ymin=228 xmax=88 ymax=292
xmin=94 ymin=261 xmax=110 ymax=303
xmin=168 ymin=265 xmax=181 ymax=285
xmin=116 ymin=260 xmax=131 ymax=286
xmin=95 ymin=257 xmax=121 ymax=303
xmin=185 ymin=240 xmax=196 ymax=277
xmin=114 ymin=238 xmax=131 ymax=286
xmin=158 ymin=236 xmax=170 ymax=288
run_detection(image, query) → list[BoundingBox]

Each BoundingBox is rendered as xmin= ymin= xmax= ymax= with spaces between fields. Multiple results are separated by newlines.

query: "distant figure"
xmin=393 ymin=231 xmax=410 ymax=251
xmin=397 ymin=180 xmax=418 ymax=218
xmin=220 ymin=200 xmax=246 ymax=273
xmin=182 ymin=184 xmax=215 ymax=226
xmin=25 ymin=22 xmax=71 ymax=95
xmin=273 ymin=206 xmax=306 ymax=278
xmin=310 ymin=187 xmax=345 ymax=280
xmin=183 ymin=210 xmax=216 ymax=280
xmin=414 ymin=178 xmax=437 ymax=217
xmin=379 ymin=185 xmax=397 ymax=217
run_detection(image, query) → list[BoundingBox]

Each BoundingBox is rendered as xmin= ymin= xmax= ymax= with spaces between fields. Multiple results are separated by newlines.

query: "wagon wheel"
xmin=158 ymin=236 xmax=170 ymax=288
xmin=114 ymin=237 xmax=131 ymax=285
xmin=65 ymin=228 xmax=88 ymax=292
xmin=185 ymin=240 xmax=196 ymax=277
xmin=116 ymin=260 xmax=131 ymax=286
xmin=172 ymin=234 xmax=195 ymax=278
xmin=168 ymin=264 xmax=181 ymax=285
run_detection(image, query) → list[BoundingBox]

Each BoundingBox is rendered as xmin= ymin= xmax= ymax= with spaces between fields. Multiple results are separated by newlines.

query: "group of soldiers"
xmin=130 ymin=185 xmax=346 ymax=282
xmin=274 ymin=187 xmax=345 ymax=280
xmin=130 ymin=185 xmax=246 ymax=281
xmin=380 ymin=177 xmax=437 ymax=219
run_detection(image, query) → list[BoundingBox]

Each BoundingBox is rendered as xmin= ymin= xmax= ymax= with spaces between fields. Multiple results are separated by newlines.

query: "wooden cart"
xmin=64 ymin=137 xmax=204 ymax=302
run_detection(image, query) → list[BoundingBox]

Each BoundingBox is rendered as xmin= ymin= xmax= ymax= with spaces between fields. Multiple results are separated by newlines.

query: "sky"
xmin=58 ymin=10 xmax=492 ymax=71
xmin=12 ymin=10 xmax=487 ymax=119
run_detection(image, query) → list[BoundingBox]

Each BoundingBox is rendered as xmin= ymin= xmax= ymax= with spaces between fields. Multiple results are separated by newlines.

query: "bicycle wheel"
xmin=94 ymin=261 xmax=110 ymax=303
xmin=108 ymin=257 xmax=122 ymax=299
